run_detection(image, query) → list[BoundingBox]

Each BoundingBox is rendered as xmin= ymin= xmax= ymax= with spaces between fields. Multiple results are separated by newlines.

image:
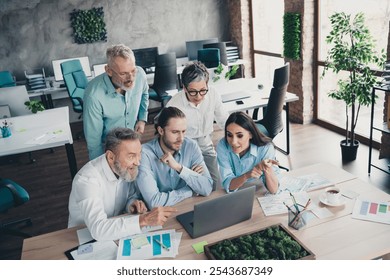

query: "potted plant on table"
xmin=24 ymin=100 xmax=45 ymax=114
xmin=322 ymin=12 xmax=385 ymax=161
xmin=212 ymin=63 xmax=240 ymax=83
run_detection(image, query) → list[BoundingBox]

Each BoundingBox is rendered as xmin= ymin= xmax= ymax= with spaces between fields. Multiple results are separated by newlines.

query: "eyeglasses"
xmin=185 ymin=87 xmax=209 ymax=96
xmin=110 ymin=67 xmax=137 ymax=79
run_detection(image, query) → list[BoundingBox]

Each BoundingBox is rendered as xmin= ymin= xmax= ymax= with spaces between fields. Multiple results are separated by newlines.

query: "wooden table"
xmin=21 ymin=163 xmax=390 ymax=260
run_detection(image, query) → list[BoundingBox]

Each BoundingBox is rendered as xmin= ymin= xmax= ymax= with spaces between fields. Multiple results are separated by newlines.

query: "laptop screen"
xmin=177 ymin=186 xmax=256 ymax=238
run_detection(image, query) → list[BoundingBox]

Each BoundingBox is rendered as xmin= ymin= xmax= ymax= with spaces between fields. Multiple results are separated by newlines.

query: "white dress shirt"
xmin=166 ymin=87 xmax=228 ymax=139
xmin=68 ymin=154 xmax=141 ymax=241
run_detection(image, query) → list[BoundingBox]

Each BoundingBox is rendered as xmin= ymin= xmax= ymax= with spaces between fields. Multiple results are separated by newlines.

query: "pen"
xmin=283 ymin=201 xmax=296 ymax=215
xmin=35 ymin=133 xmax=47 ymax=141
xmin=153 ymin=238 xmax=170 ymax=251
xmin=303 ymin=199 xmax=311 ymax=210
xmin=289 ymin=192 xmax=300 ymax=213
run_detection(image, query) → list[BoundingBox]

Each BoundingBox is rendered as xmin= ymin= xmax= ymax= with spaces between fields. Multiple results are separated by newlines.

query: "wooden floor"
xmin=0 ymin=120 xmax=389 ymax=260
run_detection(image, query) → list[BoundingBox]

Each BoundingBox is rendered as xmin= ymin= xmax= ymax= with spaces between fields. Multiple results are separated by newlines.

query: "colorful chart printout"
xmin=352 ymin=199 xmax=390 ymax=225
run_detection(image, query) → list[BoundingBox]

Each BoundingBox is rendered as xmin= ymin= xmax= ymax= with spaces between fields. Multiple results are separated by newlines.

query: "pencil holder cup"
xmin=288 ymin=209 xmax=307 ymax=230
xmin=1 ymin=126 xmax=12 ymax=138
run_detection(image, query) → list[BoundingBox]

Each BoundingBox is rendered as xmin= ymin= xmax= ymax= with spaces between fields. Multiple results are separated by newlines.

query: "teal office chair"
xmin=197 ymin=48 xmax=221 ymax=68
xmin=60 ymin=60 xmax=88 ymax=118
xmin=0 ymin=178 xmax=32 ymax=238
xmin=149 ymin=52 xmax=178 ymax=109
xmin=0 ymin=71 xmax=16 ymax=87
xmin=203 ymin=42 xmax=228 ymax=66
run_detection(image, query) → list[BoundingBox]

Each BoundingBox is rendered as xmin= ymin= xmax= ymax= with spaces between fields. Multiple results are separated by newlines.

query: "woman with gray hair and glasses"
xmin=166 ymin=61 xmax=228 ymax=191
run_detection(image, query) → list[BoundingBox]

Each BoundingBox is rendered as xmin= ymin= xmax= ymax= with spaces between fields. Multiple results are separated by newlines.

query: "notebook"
xmin=176 ymin=186 xmax=255 ymax=238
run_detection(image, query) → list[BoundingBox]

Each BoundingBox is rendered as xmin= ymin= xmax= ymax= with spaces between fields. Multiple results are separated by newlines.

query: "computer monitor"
xmin=0 ymin=85 xmax=31 ymax=117
xmin=185 ymin=38 xmax=219 ymax=61
xmin=132 ymin=47 xmax=158 ymax=73
xmin=52 ymin=56 xmax=92 ymax=82
xmin=93 ymin=64 xmax=107 ymax=77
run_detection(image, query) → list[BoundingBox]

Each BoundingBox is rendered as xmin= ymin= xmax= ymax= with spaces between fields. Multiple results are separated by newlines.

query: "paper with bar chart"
xmin=352 ymin=199 xmax=390 ymax=225
xmin=117 ymin=229 xmax=181 ymax=260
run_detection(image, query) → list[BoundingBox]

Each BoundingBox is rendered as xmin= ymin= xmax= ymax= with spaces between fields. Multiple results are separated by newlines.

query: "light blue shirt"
xmin=216 ymin=138 xmax=280 ymax=193
xmin=83 ymin=67 xmax=149 ymax=160
xmin=137 ymin=137 xmax=213 ymax=209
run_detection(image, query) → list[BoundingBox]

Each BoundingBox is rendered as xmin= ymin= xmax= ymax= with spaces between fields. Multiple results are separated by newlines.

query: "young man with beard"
xmin=166 ymin=61 xmax=228 ymax=190
xmin=68 ymin=127 xmax=176 ymax=241
xmin=83 ymin=44 xmax=149 ymax=160
xmin=136 ymin=107 xmax=213 ymax=209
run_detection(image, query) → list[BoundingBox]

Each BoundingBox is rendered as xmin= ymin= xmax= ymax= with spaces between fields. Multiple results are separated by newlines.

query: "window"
xmin=251 ymin=0 xmax=285 ymax=87
xmin=317 ymin=0 xmax=390 ymax=141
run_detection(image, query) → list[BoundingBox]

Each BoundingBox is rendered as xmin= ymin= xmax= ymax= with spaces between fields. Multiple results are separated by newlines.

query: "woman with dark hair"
xmin=216 ymin=111 xmax=280 ymax=194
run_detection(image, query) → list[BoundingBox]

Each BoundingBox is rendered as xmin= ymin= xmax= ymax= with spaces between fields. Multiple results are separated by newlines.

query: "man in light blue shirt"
xmin=83 ymin=44 xmax=149 ymax=160
xmin=136 ymin=107 xmax=213 ymax=209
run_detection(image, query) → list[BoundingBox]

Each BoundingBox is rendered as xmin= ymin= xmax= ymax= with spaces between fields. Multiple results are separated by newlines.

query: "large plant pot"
xmin=340 ymin=139 xmax=359 ymax=161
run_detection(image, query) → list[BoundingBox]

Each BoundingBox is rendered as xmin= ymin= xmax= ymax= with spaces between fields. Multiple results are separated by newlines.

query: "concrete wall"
xmin=0 ymin=0 xmax=231 ymax=81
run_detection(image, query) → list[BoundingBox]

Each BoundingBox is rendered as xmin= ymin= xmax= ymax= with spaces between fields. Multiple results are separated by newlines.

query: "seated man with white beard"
xmin=68 ymin=127 xmax=176 ymax=241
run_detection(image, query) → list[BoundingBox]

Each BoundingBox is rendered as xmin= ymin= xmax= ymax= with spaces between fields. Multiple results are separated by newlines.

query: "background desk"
xmin=21 ymin=163 xmax=390 ymax=260
xmin=28 ymin=87 xmax=69 ymax=109
xmin=0 ymin=107 xmax=77 ymax=178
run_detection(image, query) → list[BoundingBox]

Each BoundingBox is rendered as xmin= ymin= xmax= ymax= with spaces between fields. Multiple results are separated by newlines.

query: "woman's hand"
xmin=257 ymin=159 xmax=279 ymax=172
xmin=247 ymin=165 xmax=263 ymax=178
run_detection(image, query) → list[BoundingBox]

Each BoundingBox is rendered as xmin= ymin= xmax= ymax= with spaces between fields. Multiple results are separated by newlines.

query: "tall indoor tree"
xmin=322 ymin=12 xmax=385 ymax=160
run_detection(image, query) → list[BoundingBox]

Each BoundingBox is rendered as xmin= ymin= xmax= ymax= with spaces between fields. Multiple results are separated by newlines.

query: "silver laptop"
xmin=221 ymin=90 xmax=251 ymax=103
xmin=176 ymin=186 xmax=256 ymax=238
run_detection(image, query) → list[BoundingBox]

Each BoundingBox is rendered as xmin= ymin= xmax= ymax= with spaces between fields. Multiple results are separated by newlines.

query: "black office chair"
xmin=255 ymin=62 xmax=290 ymax=170
xmin=148 ymin=52 xmax=178 ymax=109
xmin=0 ymin=178 xmax=32 ymax=238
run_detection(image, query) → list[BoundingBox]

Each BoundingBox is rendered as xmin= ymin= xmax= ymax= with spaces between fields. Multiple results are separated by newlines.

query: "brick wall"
xmin=379 ymin=90 xmax=390 ymax=159
xmin=379 ymin=22 xmax=390 ymax=158
xmin=228 ymin=0 xmax=253 ymax=77
xmin=229 ymin=0 xmax=314 ymax=124
xmin=284 ymin=0 xmax=315 ymax=124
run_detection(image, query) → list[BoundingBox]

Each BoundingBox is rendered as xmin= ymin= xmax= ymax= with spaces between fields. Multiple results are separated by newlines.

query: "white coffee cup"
xmin=325 ymin=187 xmax=341 ymax=204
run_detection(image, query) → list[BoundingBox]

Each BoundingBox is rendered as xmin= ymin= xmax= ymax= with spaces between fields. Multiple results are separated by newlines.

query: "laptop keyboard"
xmin=221 ymin=91 xmax=251 ymax=103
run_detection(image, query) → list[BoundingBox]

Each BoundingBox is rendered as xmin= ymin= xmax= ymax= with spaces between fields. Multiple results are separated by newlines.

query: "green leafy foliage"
xmin=283 ymin=13 xmax=301 ymax=60
xmin=70 ymin=7 xmax=107 ymax=44
xmin=209 ymin=225 xmax=309 ymax=260
xmin=213 ymin=64 xmax=239 ymax=83
xmin=322 ymin=12 xmax=386 ymax=144
xmin=24 ymin=100 xmax=45 ymax=114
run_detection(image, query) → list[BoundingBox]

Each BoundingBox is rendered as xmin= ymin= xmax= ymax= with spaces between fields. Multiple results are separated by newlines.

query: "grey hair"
xmin=105 ymin=127 xmax=141 ymax=153
xmin=181 ymin=61 xmax=209 ymax=88
xmin=106 ymin=44 xmax=135 ymax=67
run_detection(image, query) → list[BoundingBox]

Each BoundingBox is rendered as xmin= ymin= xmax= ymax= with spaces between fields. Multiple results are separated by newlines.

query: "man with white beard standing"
xmin=83 ymin=44 xmax=149 ymax=160
xmin=68 ymin=128 xmax=176 ymax=241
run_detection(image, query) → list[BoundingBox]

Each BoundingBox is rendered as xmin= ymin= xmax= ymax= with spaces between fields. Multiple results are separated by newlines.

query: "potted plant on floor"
xmin=322 ymin=12 xmax=385 ymax=161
